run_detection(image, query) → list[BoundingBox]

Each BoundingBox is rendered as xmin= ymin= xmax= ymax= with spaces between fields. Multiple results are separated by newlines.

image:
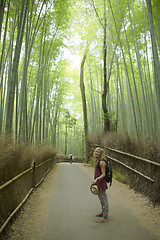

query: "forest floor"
xmin=1 ymin=163 xmax=160 ymax=240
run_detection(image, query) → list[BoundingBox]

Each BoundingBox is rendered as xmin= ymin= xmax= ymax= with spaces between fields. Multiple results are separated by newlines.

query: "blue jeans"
xmin=98 ymin=191 xmax=108 ymax=218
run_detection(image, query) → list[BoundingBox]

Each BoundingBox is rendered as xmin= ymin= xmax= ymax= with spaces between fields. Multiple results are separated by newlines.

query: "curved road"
xmin=2 ymin=163 xmax=160 ymax=240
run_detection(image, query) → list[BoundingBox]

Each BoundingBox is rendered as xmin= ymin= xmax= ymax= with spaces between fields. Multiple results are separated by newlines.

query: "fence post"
xmin=32 ymin=161 xmax=36 ymax=188
xmin=151 ymin=166 xmax=160 ymax=205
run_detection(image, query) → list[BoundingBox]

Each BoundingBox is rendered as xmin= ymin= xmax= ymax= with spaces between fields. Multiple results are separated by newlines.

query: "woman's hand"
xmin=92 ymin=179 xmax=97 ymax=184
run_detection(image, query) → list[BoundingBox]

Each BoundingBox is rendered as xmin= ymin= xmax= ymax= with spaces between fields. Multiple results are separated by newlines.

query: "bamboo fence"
xmin=0 ymin=158 xmax=57 ymax=234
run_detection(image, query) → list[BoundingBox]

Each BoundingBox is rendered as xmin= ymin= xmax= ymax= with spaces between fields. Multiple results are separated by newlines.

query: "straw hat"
xmin=90 ymin=184 xmax=100 ymax=195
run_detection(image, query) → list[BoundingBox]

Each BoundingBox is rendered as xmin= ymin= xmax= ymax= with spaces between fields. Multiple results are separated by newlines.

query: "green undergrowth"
xmin=113 ymin=171 xmax=130 ymax=185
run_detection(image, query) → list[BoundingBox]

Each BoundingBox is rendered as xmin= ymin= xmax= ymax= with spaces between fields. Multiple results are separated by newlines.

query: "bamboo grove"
xmin=0 ymin=0 xmax=160 ymax=157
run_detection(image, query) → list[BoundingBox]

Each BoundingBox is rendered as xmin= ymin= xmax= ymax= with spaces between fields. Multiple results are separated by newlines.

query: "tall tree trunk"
xmin=156 ymin=0 xmax=160 ymax=53
xmin=43 ymin=70 xmax=48 ymax=140
xmin=0 ymin=0 xmax=10 ymax=76
xmin=109 ymin=0 xmax=138 ymax=136
xmin=142 ymin=1 xmax=156 ymax=137
xmin=5 ymin=0 xmax=29 ymax=133
xmin=118 ymin=0 xmax=143 ymax=134
xmin=65 ymin=123 xmax=68 ymax=156
xmin=19 ymin=0 xmax=46 ymax=142
xmin=91 ymin=0 xmax=110 ymax=132
xmin=88 ymin=62 xmax=96 ymax=131
xmin=80 ymin=47 xmax=90 ymax=164
xmin=102 ymin=0 xmax=110 ymax=132
xmin=0 ymin=0 xmax=6 ymax=41
xmin=52 ymin=109 xmax=58 ymax=147
xmin=146 ymin=0 xmax=160 ymax=107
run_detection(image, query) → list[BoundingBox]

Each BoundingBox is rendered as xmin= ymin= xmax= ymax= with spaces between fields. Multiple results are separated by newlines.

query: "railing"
xmin=0 ymin=155 xmax=84 ymax=234
xmin=0 ymin=157 xmax=57 ymax=234
xmin=91 ymin=144 xmax=160 ymax=204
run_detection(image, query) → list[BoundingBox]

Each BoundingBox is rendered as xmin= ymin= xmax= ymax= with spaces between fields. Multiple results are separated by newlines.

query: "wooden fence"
xmin=91 ymin=144 xmax=160 ymax=204
xmin=0 ymin=157 xmax=58 ymax=234
xmin=0 ymin=156 xmax=84 ymax=234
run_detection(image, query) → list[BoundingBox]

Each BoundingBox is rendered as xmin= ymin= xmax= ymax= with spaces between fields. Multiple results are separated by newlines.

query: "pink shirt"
xmin=94 ymin=162 xmax=108 ymax=192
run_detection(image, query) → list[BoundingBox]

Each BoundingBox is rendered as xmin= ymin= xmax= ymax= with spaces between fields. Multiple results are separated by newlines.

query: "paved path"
xmin=2 ymin=163 xmax=160 ymax=240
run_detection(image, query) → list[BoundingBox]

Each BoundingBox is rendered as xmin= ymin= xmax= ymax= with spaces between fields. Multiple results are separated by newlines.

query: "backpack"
xmin=97 ymin=159 xmax=113 ymax=186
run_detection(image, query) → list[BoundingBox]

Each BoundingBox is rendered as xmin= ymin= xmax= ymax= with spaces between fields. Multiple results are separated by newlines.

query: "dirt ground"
xmin=1 ymin=163 xmax=160 ymax=240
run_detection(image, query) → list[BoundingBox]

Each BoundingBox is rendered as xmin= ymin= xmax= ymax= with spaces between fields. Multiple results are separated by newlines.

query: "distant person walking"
xmin=92 ymin=147 xmax=108 ymax=223
xmin=69 ymin=152 xmax=73 ymax=164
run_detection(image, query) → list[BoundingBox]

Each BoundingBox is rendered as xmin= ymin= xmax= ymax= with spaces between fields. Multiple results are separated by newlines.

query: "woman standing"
xmin=92 ymin=147 xmax=108 ymax=223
